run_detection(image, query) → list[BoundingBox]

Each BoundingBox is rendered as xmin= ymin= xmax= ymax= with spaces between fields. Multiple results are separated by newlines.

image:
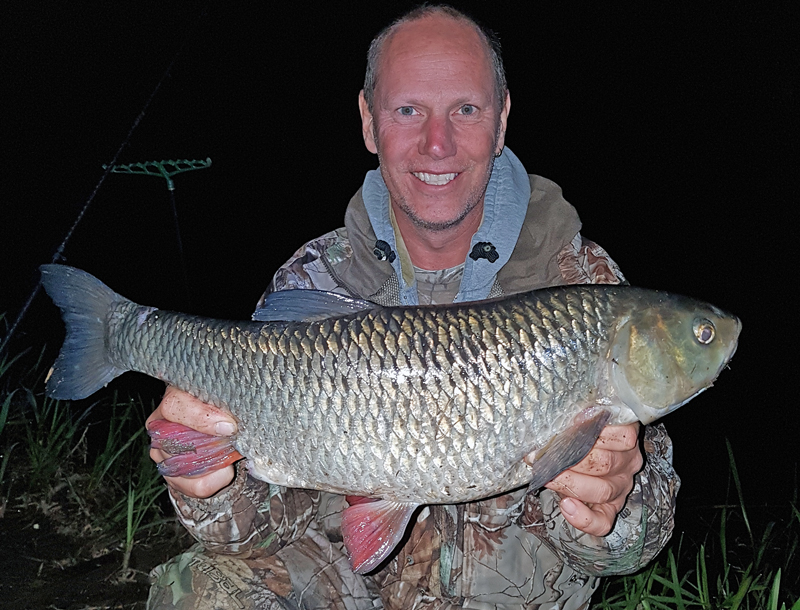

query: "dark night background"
xmin=1 ymin=1 xmax=796 ymax=518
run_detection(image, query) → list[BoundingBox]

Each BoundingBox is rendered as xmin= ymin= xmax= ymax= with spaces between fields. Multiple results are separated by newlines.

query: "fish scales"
xmin=132 ymin=294 xmax=594 ymax=501
xmin=41 ymin=265 xmax=740 ymax=509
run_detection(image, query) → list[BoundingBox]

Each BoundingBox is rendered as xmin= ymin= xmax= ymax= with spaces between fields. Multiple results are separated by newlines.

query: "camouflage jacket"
xmin=167 ymin=163 xmax=680 ymax=609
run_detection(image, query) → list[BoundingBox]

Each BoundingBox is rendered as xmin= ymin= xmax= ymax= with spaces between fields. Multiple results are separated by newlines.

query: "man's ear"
xmin=359 ymin=90 xmax=378 ymax=154
xmin=495 ymin=91 xmax=511 ymax=155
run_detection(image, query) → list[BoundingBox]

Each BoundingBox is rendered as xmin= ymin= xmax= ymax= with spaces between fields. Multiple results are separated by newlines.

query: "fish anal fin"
xmin=147 ymin=419 xmax=243 ymax=477
xmin=525 ymin=407 xmax=612 ymax=491
xmin=341 ymin=497 xmax=418 ymax=574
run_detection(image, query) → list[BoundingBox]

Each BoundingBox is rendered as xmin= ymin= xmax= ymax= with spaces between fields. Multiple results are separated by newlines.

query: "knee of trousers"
xmin=146 ymin=543 xmax=291 ymax=610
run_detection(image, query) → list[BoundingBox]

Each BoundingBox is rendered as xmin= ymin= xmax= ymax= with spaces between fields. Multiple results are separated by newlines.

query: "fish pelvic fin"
xmin=39 ymin=265 xmax=127 ymax=400
xmin=147 ymin=419 xmax=243 ymax=477
xmin=525 ymin=406 xmax=612 ymax=491
xmin=341 ymin=497 xmax=418 ymax=574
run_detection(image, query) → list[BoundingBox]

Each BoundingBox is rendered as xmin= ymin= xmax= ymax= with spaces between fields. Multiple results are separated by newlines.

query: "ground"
xmin=0 ymin=502 xmax=190 ymax=609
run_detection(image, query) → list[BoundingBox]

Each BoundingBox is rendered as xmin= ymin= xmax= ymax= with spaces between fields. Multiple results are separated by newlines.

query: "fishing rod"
xmin=0 ymin=4 xmax=211 ymax=359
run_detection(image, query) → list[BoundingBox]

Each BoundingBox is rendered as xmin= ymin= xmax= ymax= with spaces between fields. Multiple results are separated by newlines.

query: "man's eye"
xmin=459 ymin=105 xmax=477 ymax=115
xmin=398 ymin=106 xmax=417 ymax=116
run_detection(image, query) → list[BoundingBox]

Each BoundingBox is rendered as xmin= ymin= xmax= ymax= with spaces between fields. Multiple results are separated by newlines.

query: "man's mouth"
xmin=412 ymin=172 xmax=458 ymax=186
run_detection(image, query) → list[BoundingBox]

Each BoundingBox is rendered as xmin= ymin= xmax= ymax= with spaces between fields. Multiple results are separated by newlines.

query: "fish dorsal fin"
xmin=341 ymin=497 xmax=419 ymax=574
xmin=252 ymin=290 xmax=378 ymax=323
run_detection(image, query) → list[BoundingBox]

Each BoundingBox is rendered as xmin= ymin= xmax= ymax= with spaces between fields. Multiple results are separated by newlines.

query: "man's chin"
xmin=400 ymin=202 xmax=481 ymax=233
xmin=410 ymin=217 xmax=463 ymax=232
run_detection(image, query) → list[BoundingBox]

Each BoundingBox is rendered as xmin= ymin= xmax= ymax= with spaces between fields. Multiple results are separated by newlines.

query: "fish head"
xmin=610 ymin=292 xmax=741 ymax=424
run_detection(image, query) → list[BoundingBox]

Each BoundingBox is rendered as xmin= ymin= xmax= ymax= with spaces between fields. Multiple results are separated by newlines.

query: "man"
xmin=147 ymin=6 xmax=678 ymax=609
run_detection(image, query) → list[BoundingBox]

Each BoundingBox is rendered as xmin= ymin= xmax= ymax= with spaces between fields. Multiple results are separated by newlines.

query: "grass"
xmin=0 ymin=344 xmax=178 ymax=581
xmin=0 ymin=339 xmax=797 ymax=607
xmin=595 ymin=445 xmax=800 ymax=609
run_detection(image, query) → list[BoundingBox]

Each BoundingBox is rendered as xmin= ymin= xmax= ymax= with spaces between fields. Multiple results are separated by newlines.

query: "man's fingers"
xmin=547 ymin=469 xmax=625 ymax=506
xmin=150 ymin=386 xmax=237 ymax=436
xmin=538 ymin=423 xmax=643 ymax=535
xmin=546 ymin=466 xmax=635 ymax=535
xmin=565 ymin=423 xmax=643 ymax=479
xmin=594 ymin=423 xmax=640 ymax=452
xmin=148 ymin=446 xmax=236 ymax=499
xmin=165 ymin=463 xmax=235 ymax=498
xmin=566 ymin=444 xmax=643 ymax=479
xmin=559 ymin=497 xmax=618 ymax=537
xmin=566 ymin=447 xmax=616 ymax=477
xmin=145 ymin=387 xmax=239 ymax=498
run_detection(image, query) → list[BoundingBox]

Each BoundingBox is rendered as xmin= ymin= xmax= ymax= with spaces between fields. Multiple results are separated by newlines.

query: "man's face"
xmin=359 ymin=16 xmax=510 ymax=232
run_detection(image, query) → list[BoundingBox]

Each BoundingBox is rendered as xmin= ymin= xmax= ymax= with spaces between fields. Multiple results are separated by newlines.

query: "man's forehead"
xmin=388 ymin=14 xmax=483 ymax=46
xmin=377 ymin=16 xmax=493 ymax=90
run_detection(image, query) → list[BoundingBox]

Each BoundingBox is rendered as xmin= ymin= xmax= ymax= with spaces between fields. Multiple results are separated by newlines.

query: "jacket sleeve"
xmin=556 ymin=233 xmax=627 ymax=285
xmin=257 ymin=228 xmax=352 ymax=301
xmin=519 ymin=424 xmax=679 ymax=575
xmin=167 ymin=462 xmax=320 ymax=558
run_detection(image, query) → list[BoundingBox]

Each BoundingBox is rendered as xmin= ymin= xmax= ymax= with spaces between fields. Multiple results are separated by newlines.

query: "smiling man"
xmin=147 ymin=6 xmax=679 ymax=609
xmin=358 ymin=13 xmax=510 ymax=271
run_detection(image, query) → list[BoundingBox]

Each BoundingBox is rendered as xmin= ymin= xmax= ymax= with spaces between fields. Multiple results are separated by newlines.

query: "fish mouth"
xmin=412 ymin=171 xmax=459 ymax=186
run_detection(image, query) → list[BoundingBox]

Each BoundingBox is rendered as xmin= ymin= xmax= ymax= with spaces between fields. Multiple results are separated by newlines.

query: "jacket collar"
xmin=360 ymin=148 xmax=531 ymax=305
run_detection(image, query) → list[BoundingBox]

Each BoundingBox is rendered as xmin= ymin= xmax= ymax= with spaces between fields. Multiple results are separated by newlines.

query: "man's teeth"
xmin=413 ymin=172 xmax=457 ymax=186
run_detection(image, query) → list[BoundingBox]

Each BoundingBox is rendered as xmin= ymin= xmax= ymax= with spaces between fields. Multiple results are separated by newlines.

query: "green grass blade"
xmin=696 ymin=544 xmax=710 ymax=607
xmin=726 ymin=564 xmax=753 ymax=610
xmin=726 ymin=438 xmax=754 ymax=548
xmin=768 ymin=568 xmax=781 ymax=610
xmin=0 ymin=389 xmax=14 ymax=435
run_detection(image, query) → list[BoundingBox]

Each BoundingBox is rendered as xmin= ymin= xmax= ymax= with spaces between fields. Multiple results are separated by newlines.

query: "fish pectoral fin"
xmin=147 ymin=419 xmax=243 ymax=477
xmin=341 ymin=497 xmax=418 ymax=574
xmin=525 ymin=407 xmax=612 ymax=491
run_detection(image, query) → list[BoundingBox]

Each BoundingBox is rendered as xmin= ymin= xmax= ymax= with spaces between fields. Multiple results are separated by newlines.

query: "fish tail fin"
xmin=39 ymin=264 xmax=127 ymax=400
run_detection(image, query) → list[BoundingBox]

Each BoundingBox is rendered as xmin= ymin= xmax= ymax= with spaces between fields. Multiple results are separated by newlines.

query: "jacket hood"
xmin=340 ymin=148 xmax=581 ymax=303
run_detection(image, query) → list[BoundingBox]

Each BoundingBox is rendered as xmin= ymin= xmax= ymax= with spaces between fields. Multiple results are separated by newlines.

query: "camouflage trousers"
xmin=147 ymin=537 xmax=380 ymax=610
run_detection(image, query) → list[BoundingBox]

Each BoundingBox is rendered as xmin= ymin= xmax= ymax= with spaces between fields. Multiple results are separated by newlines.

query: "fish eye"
xmin=693 ymin=318 xmax=716 ymax=345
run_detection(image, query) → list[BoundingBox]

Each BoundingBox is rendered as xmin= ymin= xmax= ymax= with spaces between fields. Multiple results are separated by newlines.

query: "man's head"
xmin=359 ymin=6 xmax=511 ymax=236
xmin=362 ymin=6 xmax=507 ymax=116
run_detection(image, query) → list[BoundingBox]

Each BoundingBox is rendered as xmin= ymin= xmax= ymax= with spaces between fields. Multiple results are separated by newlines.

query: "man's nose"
xmin=419 ymin=114 xmax=456 ymax=159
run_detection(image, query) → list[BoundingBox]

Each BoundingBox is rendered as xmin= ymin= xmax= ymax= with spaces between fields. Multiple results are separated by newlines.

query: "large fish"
xmin=40 ymin=264 xmax=739 ymax=572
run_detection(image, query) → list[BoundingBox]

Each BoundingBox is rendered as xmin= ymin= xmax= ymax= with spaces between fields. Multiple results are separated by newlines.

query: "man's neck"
xmin=392 ymin=202 xmax=483 ymax=270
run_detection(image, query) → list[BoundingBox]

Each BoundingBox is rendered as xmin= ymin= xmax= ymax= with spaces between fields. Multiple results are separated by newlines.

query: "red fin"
xmin=345 ymin=495 xmax=378 ymax=506
xmin=341 ymin=498 xmax=418 ymax=574
xmin=147 ymin=419 xmax=243 ymax=477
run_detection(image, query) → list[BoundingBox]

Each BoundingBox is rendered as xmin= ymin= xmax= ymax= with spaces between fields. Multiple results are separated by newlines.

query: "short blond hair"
xmin=362 ymin=4 xmax=507 ymax=114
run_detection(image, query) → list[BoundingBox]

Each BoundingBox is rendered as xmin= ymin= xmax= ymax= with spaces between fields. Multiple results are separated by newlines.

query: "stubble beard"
xmin=375 ymin=134 xmax=498 ymax=234
xmin=392 ymin=168 xmax=492 ymax=232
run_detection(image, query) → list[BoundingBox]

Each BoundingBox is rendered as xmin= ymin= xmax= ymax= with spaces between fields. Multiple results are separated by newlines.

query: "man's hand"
xmin=544 ymin=423 xmax=643 ymax=536
xmin=146 ymin=385 xmax=239 ymax=499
